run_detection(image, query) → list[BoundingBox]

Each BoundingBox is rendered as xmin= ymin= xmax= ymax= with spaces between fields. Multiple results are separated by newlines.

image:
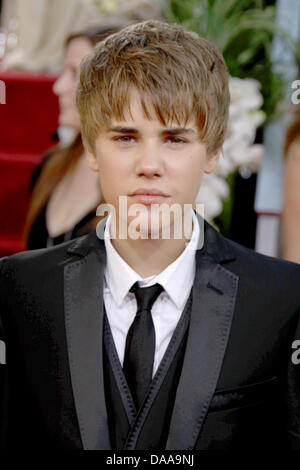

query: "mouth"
xmin=130 ymin=188 xmax=168 ymax=196
xmin=129 ymin=189 xmax=169 ymax=206
xmin=129 ymin=195 xmax=168 ymax=205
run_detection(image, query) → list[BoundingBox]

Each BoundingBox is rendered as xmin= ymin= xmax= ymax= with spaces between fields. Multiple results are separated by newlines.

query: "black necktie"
xmin=123 ymin=282 xmax=164 ymax=410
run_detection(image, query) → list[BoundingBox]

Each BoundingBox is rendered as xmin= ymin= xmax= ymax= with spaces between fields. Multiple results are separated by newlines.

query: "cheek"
xmin=173 ymin=160 xmax=203 ymax=205
xmin=100 ymin=172 xmax=119 ymax=192
xmin=175 ymin=155 xmax=203 ymax=187
xmin=69 ymin=82 xmax=77 ymax=102
xmin=60 ymin=79 xmax=77 ymax=105
xmin=97 ymin=160 xmax=124 ymax=200
xmin=98 ymin=152 xmax=132 ymax=180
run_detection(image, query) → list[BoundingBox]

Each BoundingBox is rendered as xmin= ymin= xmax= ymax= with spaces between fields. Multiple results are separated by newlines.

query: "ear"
xmin=85 ymin=147 xmax=99 ymax=172
xmin=204 ymin=150 xmax=220 ymax=174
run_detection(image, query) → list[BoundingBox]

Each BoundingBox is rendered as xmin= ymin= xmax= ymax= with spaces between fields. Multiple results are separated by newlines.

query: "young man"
xmin=1 ymin=20 xmax=300 ymax=451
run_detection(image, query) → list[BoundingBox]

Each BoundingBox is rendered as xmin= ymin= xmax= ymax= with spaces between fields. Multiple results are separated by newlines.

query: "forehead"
xmin=108 ymin=88 xmax=198 ymax=130
xmin=65 ymin=37 xmax=93 ymax=67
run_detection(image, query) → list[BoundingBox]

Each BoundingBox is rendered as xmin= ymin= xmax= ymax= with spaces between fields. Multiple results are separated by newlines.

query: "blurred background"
xmin=0 ymin=0 xmax=300 ymax=262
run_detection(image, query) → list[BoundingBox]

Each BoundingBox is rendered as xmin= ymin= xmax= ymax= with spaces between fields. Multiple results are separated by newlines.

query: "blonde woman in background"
xmin=23 ymin=25 xmax=125 ymax=249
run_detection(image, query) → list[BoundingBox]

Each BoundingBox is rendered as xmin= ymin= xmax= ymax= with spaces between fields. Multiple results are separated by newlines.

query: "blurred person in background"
xmin=23 ymin=24 xmax=126 ymax=250
xmin=282 ymin=106 xmax=300 ymax=263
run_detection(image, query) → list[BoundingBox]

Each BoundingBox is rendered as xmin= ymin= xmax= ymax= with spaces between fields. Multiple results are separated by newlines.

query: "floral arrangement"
xmin=163 ymin=0 xmax=293 ymax=231
xmin=195 ymin=77 xmax=265 ymax=222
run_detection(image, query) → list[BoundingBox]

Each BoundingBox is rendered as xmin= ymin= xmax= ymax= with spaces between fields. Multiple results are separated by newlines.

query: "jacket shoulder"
xmin=218 ymin=234 xmax=300 ymax=307
xmin=225 ymin=234 xmax=300 ymax=273
xmin=203 ymin=218 xmax=300 ymax=277
xmin=0 ymin=231 xmax=98 ymax=277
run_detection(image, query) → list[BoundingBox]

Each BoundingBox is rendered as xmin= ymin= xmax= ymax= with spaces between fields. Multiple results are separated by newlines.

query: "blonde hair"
xmin=76 ymin=20 xmax=230 ymax=156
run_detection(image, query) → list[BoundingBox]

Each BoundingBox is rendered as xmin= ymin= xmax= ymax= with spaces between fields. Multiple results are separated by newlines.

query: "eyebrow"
xmin=107 ymin=126 xmax=196 ymax=135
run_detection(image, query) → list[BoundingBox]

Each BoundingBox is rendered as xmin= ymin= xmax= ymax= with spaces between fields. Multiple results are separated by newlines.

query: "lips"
xmin=129 ymin=189 xmax=169 ymax=205
xmin=130 ymin=188 xmax=168 ymax=196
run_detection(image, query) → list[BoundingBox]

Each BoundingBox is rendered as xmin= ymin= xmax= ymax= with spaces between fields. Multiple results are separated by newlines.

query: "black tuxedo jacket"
xmin=1 ymin=214 xmax=300 ymax=450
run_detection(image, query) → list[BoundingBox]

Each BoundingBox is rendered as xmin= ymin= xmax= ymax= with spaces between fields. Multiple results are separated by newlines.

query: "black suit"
xmin=1 ymin=214 xmax=300 ymax=450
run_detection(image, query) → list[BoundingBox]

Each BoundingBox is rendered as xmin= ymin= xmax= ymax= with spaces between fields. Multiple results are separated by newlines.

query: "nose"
xmin=52 ymin=71 xmax=69 ymax=96
xmin=135 ymin=141 xmax=164 ymax=178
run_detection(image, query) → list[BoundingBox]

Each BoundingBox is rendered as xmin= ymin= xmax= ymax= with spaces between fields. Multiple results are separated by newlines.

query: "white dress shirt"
xmin=103 ymin=209 xmax=200 ymax=377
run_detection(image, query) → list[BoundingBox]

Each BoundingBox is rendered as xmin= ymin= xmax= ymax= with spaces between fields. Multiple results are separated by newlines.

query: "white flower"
xmin=238 ymin=144 xmax=264 ymax=172
xmin=196 ymin=76 xmax=265 ymax=221
xmin=229 ymin=77 xmax=263 ymax=114
xmin=195 ymin=174 xmax=230 ymax=221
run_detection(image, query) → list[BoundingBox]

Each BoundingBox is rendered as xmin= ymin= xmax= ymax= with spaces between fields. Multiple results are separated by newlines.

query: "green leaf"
xmin=164 ymin=0 xmax=292 ymax=119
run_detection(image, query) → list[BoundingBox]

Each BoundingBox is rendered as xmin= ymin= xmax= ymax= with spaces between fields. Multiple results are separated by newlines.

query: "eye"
xmin=113 ymin=135 xmax=136 ymax=143
xmin=166 ymin=136 xmax=187 ymax=144
xmin=65 ymin=66 xmax=79 ymax=81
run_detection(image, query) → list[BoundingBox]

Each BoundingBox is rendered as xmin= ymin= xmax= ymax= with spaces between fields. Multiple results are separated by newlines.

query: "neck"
xmin=109 ymin=214 xmax=194 ymax=278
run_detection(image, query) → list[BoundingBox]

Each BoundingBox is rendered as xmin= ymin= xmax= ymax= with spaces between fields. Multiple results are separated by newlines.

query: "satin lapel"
xmin=64 ymin=237 xmax=111 ymax=450
xmin=165 ymin=251 xmax=239 ymax=450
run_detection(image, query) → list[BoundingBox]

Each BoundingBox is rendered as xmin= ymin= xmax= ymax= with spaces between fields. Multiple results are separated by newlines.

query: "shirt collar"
xmin=104 ymin=208 xmax=199 ymax=309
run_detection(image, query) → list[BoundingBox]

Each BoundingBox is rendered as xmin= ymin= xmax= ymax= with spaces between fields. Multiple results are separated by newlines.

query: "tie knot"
xmin=130 ymin=282 xmax=164 ymax=313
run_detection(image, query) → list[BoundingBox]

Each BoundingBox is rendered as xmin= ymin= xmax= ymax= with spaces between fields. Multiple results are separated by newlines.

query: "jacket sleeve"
xmin=287 ymin=307 xmax=300 ymax=450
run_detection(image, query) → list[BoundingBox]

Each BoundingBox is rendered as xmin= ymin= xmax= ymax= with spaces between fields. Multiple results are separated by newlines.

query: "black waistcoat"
xmin=102 ymin=290 xmax=193 ymax=450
